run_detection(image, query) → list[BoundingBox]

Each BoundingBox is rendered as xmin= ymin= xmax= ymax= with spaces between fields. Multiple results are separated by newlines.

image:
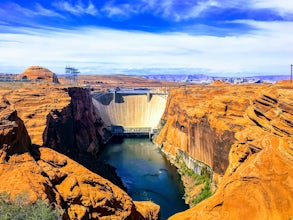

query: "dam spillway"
xmin=92 ymin=89 xmax=168 ymax=136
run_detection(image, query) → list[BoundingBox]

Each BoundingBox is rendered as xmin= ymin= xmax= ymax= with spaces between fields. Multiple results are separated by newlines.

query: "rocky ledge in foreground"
xmin=0 ymin=100 xmax=160 ymax=220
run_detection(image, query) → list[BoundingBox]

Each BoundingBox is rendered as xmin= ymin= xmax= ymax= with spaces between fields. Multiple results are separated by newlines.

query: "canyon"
xmin=0 ymin=67 xmax=292 ymax=220
xmin=0 ymin=78 xmax=160 ymax=219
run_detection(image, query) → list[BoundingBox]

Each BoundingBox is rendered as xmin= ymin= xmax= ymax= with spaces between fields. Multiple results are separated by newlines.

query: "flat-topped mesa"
xmin=17 ymin=66 xmax=59 ymax=83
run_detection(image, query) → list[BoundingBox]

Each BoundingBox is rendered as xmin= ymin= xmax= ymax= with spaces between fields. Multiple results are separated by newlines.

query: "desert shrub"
xmin=0 ymin=192 xmax=62 ymax=220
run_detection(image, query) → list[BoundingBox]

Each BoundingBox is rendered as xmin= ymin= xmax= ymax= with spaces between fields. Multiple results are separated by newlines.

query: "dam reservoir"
xmin=93 ymin=89 xmax=188 ymax=219
xmin=98 ymin=138 xmax=189 ymax=220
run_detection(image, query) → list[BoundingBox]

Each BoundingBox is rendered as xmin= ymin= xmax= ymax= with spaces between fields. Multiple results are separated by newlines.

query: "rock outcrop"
xmin=0 ymin=83 xmax=124 ymax=189
xmin=0 ymin=98 xmax=159 ymax=220
xmin=0 ymin=98 xmax=31 ymax=161
xmin=18 ymin=66 xmax=59 ymax=83
xmin=1 ymin=83 xmax=71 ymax=145
xmin=43 ymin=87 xmax=101 ymax=157
xmin=156 ymin=84 xmax=293 ymax=219
xmin=42 ymin=87 xmax=125 ymax=188
xmin=156 ymin=85 xmax=244 ymax=175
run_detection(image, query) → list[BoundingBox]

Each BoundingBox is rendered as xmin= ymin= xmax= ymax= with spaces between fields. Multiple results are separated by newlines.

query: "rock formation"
xmin=43 ymin=87 xmax=101 ymax=158
xmin=156 ymin=84 xmax=293 ymax=219
xmin=0 ymin=82 xmax=125 ymax=189
xmin=18 ymin=66 xmax=59 ymax=83
xmin=0 ymin=98 xmax=31 ymax=161
xmin=1 ymin=83 xmax=71 ymax=145
xmin=0 ymin=97 xmax=159 ymax=220
xmin=42 ymin=87 xmax=125 ymax=188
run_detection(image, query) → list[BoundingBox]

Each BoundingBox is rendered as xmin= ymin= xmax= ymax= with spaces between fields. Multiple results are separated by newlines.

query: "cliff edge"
xmin=156 ymin=84 xmax=293 ymax=220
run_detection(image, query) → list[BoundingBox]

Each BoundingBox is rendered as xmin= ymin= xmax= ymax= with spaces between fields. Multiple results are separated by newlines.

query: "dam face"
xmin=92 ymin=89 xmax=167 ymax=135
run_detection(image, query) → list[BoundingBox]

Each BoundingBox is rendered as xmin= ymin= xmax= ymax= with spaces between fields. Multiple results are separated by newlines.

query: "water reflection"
xmin=98 ymin=138 xmax=188 ymax=220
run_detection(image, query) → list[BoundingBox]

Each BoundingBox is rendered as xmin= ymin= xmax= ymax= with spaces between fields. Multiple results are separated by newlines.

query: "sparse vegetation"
xmin=0 ymin=192 xmax=62 ymax=220
xmin=176 ymin=155 xmax=212 ymax=206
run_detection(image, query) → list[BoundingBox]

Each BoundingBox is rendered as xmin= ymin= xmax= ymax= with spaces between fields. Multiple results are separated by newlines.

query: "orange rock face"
xmin=0 ymin=100 xmax=159 ymax=219
xmin=156 ymin=84 xmax=293 ymax=220
xmin=18 ymin=66 xmax=59 ymax=83
xmin=0 ymin=82 xmax=71 ymax=145
xmin=0 ymin=82 xmax=126 ymax=190
xmin=43 ymin=87 xmax=101 ymax=157
xmin=0 ymin=98 xmax=31 ymax=159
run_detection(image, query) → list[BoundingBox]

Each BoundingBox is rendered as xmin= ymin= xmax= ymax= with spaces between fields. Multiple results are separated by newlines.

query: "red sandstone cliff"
xmin=42 ymin=87 xmax=125 ymax=189
xmin=43 ymin=87 xmax=101 ymax=157
xmin=156 ymin=84 xmax=293 ymax=219
xmin=0 ymin=82 xmax=124 ymax=190
xmin=0 ymin=98 xmax=31 ymax=161
xmin=0 ymin=98 xmax=160 ymax=220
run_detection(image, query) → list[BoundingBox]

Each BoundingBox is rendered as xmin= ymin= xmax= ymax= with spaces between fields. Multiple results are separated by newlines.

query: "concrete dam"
xmin=92 ymin=89 xmax=168 ymax=136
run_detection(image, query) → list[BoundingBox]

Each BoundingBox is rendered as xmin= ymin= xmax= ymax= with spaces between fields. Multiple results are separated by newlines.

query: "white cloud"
xmin=173 ymin=0 xmax=220 ymax=21
xmin=100 ymin=0 xmax=220 ymax=21
xmin=0 ymin=21 xmax=292 ymax=75
xmin=251 ymin=0 xmax=293 ymax=14
xmin=0 ymin=2 xmax=64 ymax=26
xmin=102 ymin=3 xmax=136 ymax=18
xmin=53 ymin=0 xmax=98 ymax=16
xmin=35 ymin=3 xmax=65 ymax=18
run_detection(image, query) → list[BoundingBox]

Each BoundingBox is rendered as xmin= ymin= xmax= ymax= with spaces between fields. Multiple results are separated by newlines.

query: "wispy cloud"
xmin=172 ymin=0 xmax=220 ymax=21
xmin=101 ymin=3 xmax=137 ymax=18
xmin=0 ymin=2 xmax=63 ymax=18
xmin=35 ymin=3 xmax=65 ymax=18
xmin=53 ymin=0 xmax=98 ymax=16
xmin=0 ymin=1 xmax=292 ymax=76
xmin=100 ymin=0 xmax=217 ymax=21
xmin=0 ymin=21 xmax=292 ymax=75
xmin=0 ymin=2 xmax=64 ymax=26
xmin=251 ymin=0 xmax=293 ymax=15
xmin=98 ymin=0 xmax=293 ymax=22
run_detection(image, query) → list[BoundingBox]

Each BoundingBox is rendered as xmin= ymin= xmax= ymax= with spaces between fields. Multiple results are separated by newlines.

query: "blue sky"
xmin=0 ymin=0 xmax=293 ymax=76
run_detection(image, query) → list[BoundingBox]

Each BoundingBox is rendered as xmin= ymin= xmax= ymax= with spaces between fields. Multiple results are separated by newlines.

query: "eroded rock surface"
xmin=0 ymin=100 xmax=159 ymax=220
xmin=0 ymin=98 xmax=31 ymax=160
xmin=156 ymin=84 xmax=293 ymax=219
xmin=0 ymin=83 xmax=124 ymax=189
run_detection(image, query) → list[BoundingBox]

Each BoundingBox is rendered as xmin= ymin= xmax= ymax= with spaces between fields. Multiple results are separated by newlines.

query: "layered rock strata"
xmin=156 ymin=84 xmax=293 ymax=219
xmin=43 ymin=87 xmax=101 ymax=158
xmin=0 ymin=97 xmax=159 ymax=220
xmin=0 ymin=83 xmax=124 ymax=189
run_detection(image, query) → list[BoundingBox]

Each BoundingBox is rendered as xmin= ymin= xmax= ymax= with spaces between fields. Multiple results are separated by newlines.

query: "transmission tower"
xmin=65 ymin=65 xmax=80 ymax=85
xmin=290 ymin=64 xmax=293 ymax=84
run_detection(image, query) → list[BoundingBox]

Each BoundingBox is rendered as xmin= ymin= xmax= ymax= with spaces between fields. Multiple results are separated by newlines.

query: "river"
xmin=98 ymin=137 xmax=188 ymax=220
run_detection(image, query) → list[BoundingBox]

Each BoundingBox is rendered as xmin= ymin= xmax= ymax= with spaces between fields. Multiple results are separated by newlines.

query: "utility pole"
xmin=291 ymin=64 xmax=293 ymax=84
